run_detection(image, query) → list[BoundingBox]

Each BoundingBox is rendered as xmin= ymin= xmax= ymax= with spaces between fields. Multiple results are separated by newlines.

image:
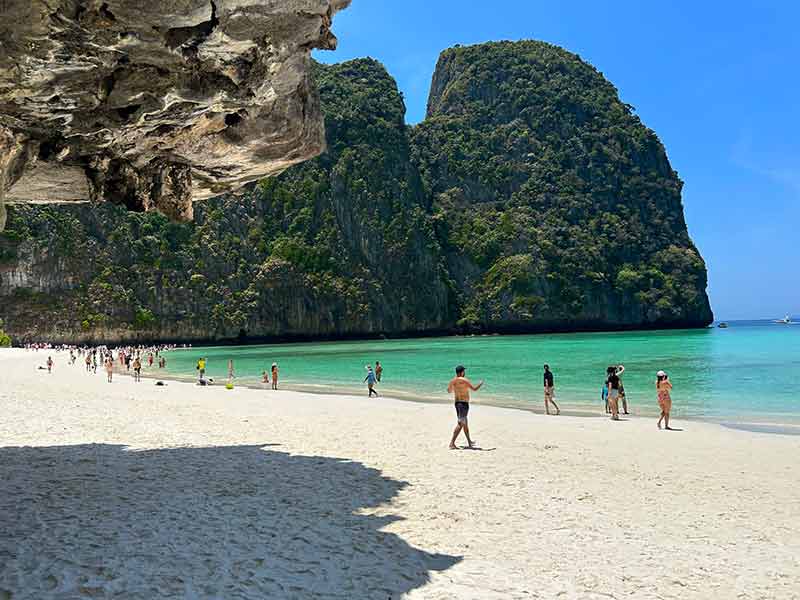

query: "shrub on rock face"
xmin=0 ymin=330 xmax=12 ymax=347
xmin=134 ymin=308 xmax=157 ymax=329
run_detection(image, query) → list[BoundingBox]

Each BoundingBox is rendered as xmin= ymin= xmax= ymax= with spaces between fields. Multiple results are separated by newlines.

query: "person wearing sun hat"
xmin=656 ymin=370 xmax=674 ymax=430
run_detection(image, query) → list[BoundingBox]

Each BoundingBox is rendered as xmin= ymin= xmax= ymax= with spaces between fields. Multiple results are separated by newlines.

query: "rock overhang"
xmin=0 ymin=0 xmax=351 ymax=230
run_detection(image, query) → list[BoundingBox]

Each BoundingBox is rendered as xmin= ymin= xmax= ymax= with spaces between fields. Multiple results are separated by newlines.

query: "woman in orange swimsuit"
xmin=656 ymin=370 xmax=674 ymax=430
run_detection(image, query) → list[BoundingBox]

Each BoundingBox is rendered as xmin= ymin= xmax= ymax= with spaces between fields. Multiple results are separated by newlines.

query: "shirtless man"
xmin=447 ymin=365 xmax=484 ymax=449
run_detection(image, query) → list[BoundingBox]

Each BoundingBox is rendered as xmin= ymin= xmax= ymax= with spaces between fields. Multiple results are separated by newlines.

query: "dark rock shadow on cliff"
xmin=0 ymin=444 xmax=460 ymax=599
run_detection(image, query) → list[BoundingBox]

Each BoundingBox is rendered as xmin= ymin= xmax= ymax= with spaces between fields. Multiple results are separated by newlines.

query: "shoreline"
xmin=19 ymin=348 xmax=800 ymax=432
xmin=140 ymin=358 xmax=800 ymax=434
xmin=11 ymin=347 xmax=800 ymax=434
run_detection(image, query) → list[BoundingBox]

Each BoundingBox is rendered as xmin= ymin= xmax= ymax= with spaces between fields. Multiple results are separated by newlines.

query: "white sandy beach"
xmin=1 ymin=348 xmax=799 ymax=599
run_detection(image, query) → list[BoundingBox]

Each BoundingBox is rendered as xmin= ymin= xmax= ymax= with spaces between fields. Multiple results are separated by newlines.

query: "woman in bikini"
xmin=656 ymin=370 xmax=674 ymax=430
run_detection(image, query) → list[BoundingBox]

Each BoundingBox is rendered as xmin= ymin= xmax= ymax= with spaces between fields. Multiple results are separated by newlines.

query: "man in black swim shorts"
xmin=447 ymin=365 xmax=484 ymax=449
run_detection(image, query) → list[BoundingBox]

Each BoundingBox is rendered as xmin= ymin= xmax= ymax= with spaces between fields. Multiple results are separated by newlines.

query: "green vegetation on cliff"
xmin=0 ymin=42 xmax=711 ymax=343
xmin=411 ymin=41 xmax=712 ymax=329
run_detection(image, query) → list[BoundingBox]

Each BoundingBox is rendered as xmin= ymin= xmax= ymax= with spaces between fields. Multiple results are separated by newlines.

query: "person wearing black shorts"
xmin=447 ymin=365 xmax=484 ymax=449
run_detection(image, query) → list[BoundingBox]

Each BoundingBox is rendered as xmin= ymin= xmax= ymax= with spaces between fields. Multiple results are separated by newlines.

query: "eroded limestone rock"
xmin=0 ymin=0 xmax=350 ymax=229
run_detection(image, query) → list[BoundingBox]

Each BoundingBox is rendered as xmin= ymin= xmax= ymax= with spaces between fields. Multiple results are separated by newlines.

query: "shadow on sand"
xmin=0 ymin=444 xmax=460 ymax=598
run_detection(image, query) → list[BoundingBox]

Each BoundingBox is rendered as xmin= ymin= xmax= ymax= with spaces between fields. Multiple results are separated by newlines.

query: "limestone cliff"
xmin=0 ymin=60 xmax=452 ymax=344
xmin=0 ymin=42 xmax=713 ymax=344
xmin=411 ymin=41 xmax=713 ymax=330
xmin=0 ymin=0 xmax=350 ymax=230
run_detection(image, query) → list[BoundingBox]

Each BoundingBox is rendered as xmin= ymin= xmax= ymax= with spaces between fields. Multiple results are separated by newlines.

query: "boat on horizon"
xmin=773 ymin=315 xmax=793 ymax=324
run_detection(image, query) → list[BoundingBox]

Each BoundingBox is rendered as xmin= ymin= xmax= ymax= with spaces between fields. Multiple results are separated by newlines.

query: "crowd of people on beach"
xmin=31 ymin=343 xmax=180 ymax=383
xmin=25 ymin=342 xmax=676 ymax=448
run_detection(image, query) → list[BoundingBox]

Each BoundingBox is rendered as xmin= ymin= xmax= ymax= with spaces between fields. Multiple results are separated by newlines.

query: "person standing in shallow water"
xmin=364 ymin=366 xmax=378 ymax=397
xmin=543 ymin=364 xmax=560 ymax=415
xmin=448 ymin=365 xmax=483 ymax=449
xmin=656 ymin=370 xmax=674 ymax=430
xmin=375 ymin=361 xmax=383 ymax=383
xmin=606 ymin=366 xmax=621 ymax=420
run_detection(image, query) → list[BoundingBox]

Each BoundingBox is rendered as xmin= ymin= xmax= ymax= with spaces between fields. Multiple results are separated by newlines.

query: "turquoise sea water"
xmin=164 ymin=321 xmax=800 ymax=422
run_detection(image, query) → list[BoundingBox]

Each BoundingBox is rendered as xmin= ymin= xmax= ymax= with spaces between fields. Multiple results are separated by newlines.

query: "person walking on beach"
xmin=85 ymin=354 xmax=92 ymax=372
xmin=656 ymin=371 xmax=674 ymax=430
xmin=105 ymin=357 xmax=114 ymax=383
xmin=375 ymin=361 xmax=383 ymax=382
xmin=271 ymin=363 xmax=278 ymax=390
xmin=543 ymin=364 xmax=560 ymax=415
xmin=46 ymin=356 xmax=53 ymax=374
xmin=606 ymin=366 xmax=621 ymax=420
xmin=448 ymin=365 xmax=483 ymax=449
xmin=228 ymin=359 xmax=235 ymax=382
xmin=364 ymin=366 xmax=378 ymax=397
xmin=132 ymin=356 xmax=142 ymax=382
xmin=197 ymin=357 xmax=206 ymax=378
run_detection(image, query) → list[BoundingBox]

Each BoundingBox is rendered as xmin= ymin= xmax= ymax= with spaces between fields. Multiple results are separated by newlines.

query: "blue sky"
xmin=315 ymin=1 xmax=799 ymax=320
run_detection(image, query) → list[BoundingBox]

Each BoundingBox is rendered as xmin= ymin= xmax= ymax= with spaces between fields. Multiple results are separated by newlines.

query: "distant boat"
xmin=718 ymin=322 xmax=729 ymax=328
xmin=773 ymin=315 xmax=792 ymax=324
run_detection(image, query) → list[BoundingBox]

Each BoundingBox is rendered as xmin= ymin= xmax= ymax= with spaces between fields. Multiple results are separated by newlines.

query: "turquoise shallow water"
xmin=164 ymin=321 xmax=800 ymax=421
